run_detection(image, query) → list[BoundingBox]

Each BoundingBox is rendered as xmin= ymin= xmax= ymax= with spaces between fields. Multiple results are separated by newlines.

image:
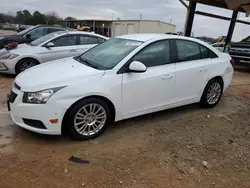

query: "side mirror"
xmin=26 ymin=34 xmax=31 ymax=39
xmin=128 ymin=61 xmax=147 ymax=73
xmin=46 ymin=42 xmax=55 ymax=48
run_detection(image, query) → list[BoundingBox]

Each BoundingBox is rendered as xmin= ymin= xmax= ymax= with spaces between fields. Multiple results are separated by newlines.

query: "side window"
xmin=52 ymin=35 xmax=77 ymax=47
xmin=98 ymin=38 xmax=105 ymax=43
xmin=48 ymin=28 xmax=64 ymax=33
xmin=28 ymin=27 xmax=48 ymax=38
xmin=79 ymin=36 xmax=98 ymax=45
xmin=176 ymin=40 xmax=200 ymax=61
xmin=133 ymin=40 xmax=171 ymax=67
xmin=209 ymin=50 xmax=218 ymax=59
xmin=200 ymin=45 xmax=209 ymax=59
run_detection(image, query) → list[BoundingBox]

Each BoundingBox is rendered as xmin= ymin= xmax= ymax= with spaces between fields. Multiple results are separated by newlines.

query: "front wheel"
xmin=16 ymin=58 xmax=39 ymax=74
xmin=66 ymin=98 xmax=112 ymax=140
xmin=200 ymin=78 xmax=223 ymax=108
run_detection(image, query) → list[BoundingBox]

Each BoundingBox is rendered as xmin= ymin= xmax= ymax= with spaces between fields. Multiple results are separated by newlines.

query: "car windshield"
xmin=17 ymin=26 xmax=35 ymax=35
xmin=79 ymin=38 xmax=143 ymax=70
xmin=30 ymin=32 xmax=62 ymax=46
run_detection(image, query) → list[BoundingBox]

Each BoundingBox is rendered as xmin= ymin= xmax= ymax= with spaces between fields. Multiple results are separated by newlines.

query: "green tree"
xmin=31 ymin=11 xmax=46 ymax=24
xmin=45 ymin=11 xmax=61 ymax=25
xmin=64 ymin=17 xmax=77 ymax=21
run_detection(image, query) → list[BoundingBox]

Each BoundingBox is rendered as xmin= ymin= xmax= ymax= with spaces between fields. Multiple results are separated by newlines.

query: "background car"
xmin=0 ymin=25 xmax=72 ymax=49
xmin=9 ymin=34 xmax=234 ymax=140
xmin=0 ymin=31 xmax=108 ymax=74
xmin=212 ymin=42 xmax=225 ymax=52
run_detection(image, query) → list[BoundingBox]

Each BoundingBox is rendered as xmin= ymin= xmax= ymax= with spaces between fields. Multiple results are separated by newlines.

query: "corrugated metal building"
xmin=58 ymin=19 xmax=176 ymax=37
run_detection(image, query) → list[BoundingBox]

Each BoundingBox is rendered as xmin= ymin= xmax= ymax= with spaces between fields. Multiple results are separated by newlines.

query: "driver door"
xmin=41 ymin=35 xmax=78 ymax=63
xmin=121 ymin=40 xmax=176 ymax=117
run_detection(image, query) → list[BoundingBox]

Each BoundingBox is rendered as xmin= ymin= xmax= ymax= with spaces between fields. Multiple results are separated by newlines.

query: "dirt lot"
xmin=0 ymin=70 xmax=250 ymax=188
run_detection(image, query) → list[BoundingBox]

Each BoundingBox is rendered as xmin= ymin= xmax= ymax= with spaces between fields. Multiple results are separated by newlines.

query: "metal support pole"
xmin=93 ymin=20 xmax=95 ymax=32
xmin=224 ymin=10 xmax=238 ymax=52
xmin=184 ymin=1 xmax=197 ymax=37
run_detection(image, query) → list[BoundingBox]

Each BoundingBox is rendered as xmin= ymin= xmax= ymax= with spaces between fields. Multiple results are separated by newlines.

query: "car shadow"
xmin=0 ymin=74 xmax=15 ymax=79
xmin=234 ymin=66 xmax=250 ymax=73
xmin=107 ymin=103 xmax=202 ymax=132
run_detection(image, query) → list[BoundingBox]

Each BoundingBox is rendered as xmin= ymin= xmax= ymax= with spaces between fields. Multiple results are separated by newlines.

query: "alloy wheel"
xmin=73 ymin=103 xmax=107 ymax=136
xmin=206 ymin=82 xmax=221 ymax=105
xmin=19 ymin=61 xmax=36 ymax=72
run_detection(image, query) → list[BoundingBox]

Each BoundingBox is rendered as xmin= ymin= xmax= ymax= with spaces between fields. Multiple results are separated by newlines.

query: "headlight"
xmin=23 ymin=86 xmax=66 ymax=104
xmin=0 ymin=53 xmax=19 ymax=60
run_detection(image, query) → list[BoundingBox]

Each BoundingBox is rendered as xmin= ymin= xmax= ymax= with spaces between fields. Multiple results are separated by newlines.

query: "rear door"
xmin=41 ymin=34 xmax=78 ymax=62
xmin=174 ymin=39 xmax=211 ymax=103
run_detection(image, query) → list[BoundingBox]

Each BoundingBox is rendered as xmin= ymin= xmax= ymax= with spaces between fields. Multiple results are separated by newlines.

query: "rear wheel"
xmin=200 ymin=78 xmax=223 ymax=108
xmin=16 ymin=58 xmax=39 ymax=74
xmin=66 ymin=98 xmax=112 ymax=140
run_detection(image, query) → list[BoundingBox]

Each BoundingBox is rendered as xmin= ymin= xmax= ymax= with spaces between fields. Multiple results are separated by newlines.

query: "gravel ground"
xmin=0 ymin=71 xmax=250 ymax=188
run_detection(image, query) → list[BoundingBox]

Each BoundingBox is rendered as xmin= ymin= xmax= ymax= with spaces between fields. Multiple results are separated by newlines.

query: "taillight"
xmin=230 ymin=58 xmax=234 ymax=65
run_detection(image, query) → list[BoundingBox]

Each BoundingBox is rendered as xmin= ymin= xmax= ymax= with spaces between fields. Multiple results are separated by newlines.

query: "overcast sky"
xmin=1 ymin=0 xmax=250 ymax=41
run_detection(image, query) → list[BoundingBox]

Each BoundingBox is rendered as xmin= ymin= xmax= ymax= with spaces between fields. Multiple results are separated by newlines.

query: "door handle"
xmin=200 ymin=67 xmax=208 ymax=72
xmin=70 ymin=49 xmax=77 ymax=52
xmin=162 ymin=74 xmax=173 ymax=80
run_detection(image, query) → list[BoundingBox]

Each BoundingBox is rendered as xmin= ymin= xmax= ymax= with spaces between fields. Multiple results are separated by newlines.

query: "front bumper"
xmin=230 ymin=55 xmax=250 ymax=66
xmin=9 ymin=89 xmax=67 ymax=135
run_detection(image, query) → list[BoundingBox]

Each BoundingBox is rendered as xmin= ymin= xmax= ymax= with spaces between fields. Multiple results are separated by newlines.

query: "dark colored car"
xmin=229 ymin=36 xmax=250 ymax=67
xmin=0 ymin=25 xmax=71 ymax=49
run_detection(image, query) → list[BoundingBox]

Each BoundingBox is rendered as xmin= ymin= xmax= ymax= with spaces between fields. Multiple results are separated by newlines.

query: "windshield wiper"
xmin=79 ymin=57 xmax=99 ymax=69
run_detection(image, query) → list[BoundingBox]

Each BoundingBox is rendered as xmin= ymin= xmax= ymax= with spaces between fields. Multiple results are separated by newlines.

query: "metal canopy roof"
xmin=188 ymin=0 xmax=250 ymax=13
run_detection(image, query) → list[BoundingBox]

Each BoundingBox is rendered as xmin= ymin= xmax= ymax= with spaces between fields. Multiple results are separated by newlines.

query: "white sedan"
xmin=8 ymin=34 xmax=233 ymax=140
xmin=0 ymin=31 xmax=108 ymax=74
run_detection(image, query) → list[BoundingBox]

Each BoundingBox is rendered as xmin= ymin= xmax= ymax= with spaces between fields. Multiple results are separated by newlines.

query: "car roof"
xmin=116 ymin=33 xmax=209 ymax=44
xmin=60 ymin=31 xmax=108 ymax=39
xmin=35 ymin=25 xmax=72 ymax=30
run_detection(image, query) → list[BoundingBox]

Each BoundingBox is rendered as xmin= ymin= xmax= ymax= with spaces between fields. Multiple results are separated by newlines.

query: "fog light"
xmin=0 ymin=63 xmax=8 ymax=71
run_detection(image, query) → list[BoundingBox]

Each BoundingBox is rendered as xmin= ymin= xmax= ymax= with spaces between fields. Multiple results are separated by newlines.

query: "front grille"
xmin=14 ymin=82 xmax=21 ymax=90
xmin=9 ymin=91 xmax=17 ymax=103
xmin=22 ymin=119 xmax=47 ymax=129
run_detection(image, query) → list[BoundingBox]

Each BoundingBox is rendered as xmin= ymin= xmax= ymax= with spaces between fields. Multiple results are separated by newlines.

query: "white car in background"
xmin=0 ymin=31 xmax=108 ymax=74
xmin=8 ymin=34 xmax=233 ymax=140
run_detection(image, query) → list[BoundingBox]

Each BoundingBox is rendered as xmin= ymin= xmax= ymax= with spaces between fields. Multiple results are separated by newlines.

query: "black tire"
xmin=15 ymin=58 xmax=39 ymax=74
xmin=200 ymin=78 xmax=223 ymax=108
xmin=66 ymin=98 xmax=112 ymax=140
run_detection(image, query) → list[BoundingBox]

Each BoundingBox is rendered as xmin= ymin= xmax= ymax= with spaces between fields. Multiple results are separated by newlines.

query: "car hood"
xmin=15 ymin=57 xmax=105 ymax=91
xmin=0 ymin=43 xmax=36 ymax=55
xmin=9 ymin=43 xmax=38 ymax=54
xmin=0 ymin=34 xmax=16 ymax=38
xmin=230 ymin=42 xmax=250 ymax=48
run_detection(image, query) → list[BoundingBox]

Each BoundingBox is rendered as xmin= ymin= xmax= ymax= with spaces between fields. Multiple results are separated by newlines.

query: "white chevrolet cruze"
xmin=0 ymin=31 xmax=107 ymax=74
xmin=8 ymin=34 xmax=233 ymax=140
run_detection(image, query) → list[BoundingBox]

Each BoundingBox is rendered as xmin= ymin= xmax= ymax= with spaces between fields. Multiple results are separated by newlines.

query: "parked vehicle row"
xmin=7 ymin=33 xmax=234 ymax=140
xmin=0 ymin=25 xmax=74 ymax=49
xmin=229 ymin=36 xmax=250 ymax=67
xmin=0 ymin=31 xmax=108 ymax=74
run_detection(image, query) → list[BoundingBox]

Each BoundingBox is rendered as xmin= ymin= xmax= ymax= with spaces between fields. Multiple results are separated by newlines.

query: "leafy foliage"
xmin=0 ymin=10 xmax=62 ymax=25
